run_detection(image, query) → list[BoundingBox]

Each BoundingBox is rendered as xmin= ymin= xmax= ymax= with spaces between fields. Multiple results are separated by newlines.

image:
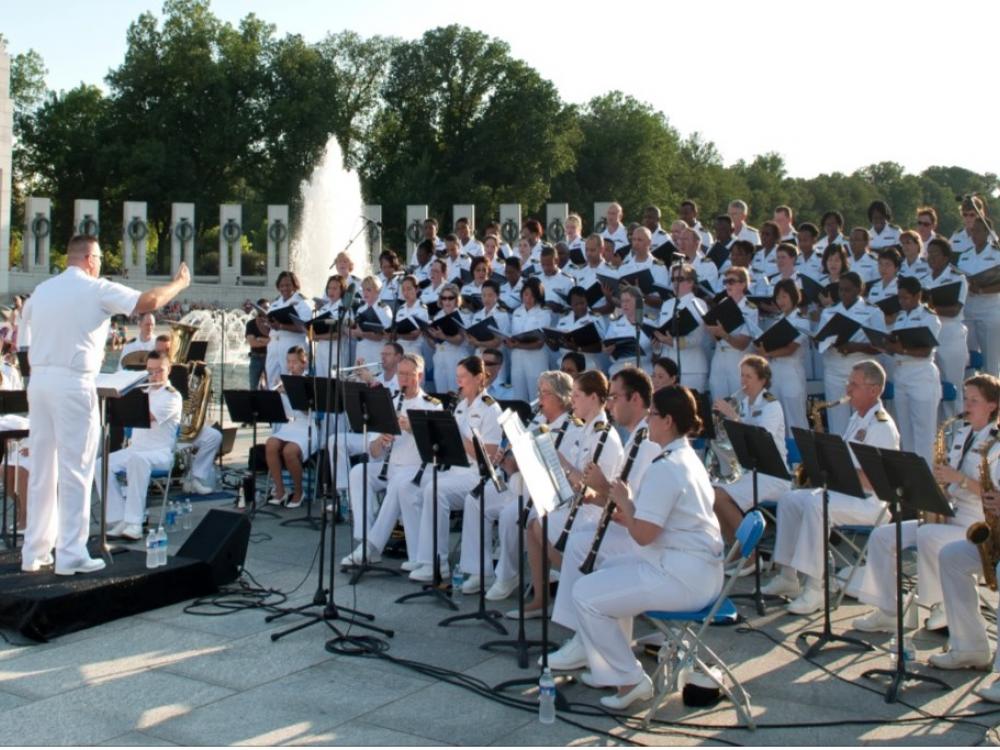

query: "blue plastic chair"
xmin=941 ymin=381 xmax=957 ymax=402
xmin=969 ymin=350 xmax=984 ymax=372
xmin=643 ymin=510 xmax=765 ymax=730
xmin=882 ymin=381 xmax=895 ymax=401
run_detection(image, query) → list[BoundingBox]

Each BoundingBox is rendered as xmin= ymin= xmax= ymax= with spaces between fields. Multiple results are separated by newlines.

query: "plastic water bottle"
xmin=538 ymin=667 xmax=556 ymax=724
xmin=338 ymin=491 xmax=349 ymax=521
xmin=156 ymin=528 xmax=168 ymax=567
xmin=145 ymin=530 xmax=157 ymax=569
xmin=889 ymin=636 xmax=915 ymax=667
xmin=182 ymin=499 xmax=194 ymax=531
xmin=165 ymin=502 xmax=177 ymax=530
xmin=451 ymin=568 xmax=464 ymax=591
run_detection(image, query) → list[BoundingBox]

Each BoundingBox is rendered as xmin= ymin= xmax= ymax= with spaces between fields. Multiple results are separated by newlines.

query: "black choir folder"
xmin=604 ymin=337 xmax=638 ymax=360
xmin=542 ymin=322 xmax=603 ymax=352
xmin=755 ymin=317 xmax=801 ymax=352
xmin=925 ymin=281 xmax=962 ymax=308
xmin=641 ymin=308 xmax=700 ymax=339
xmin=813 ymin=312 xmax=860 ymax=348
xmin=863 ymin=326 xmax=939 ymax=350
xmin=701 ymin=296 xmax=744 ymax=333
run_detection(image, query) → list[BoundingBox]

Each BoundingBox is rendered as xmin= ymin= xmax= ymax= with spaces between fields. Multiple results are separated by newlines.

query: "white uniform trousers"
xmin=717 ymin=474 xmax=791 ymax=513
xmin=432 ymin=345 xmax=465 ymax=394
xmin=773 ymin=488 xmax=886 ymax=582
xmin=459 ymin=482 xmax=515 ymax=574
xmin=856 ymin=517 xmax=973 ymax=614
xmin=679 ymin=370 xmax=707 ymax=395
xmin=373 ymin=468 xmax=428 ymax=562
xmin=188 ymin=425 xmax=222 ymax=485
xmin=327 ymin=431 xmax=367 ymax=490
xmin=510 ymin=348 xmax=550 ymax=402
xmin=573 ymin=552 xmax=723 ymax=687
xmin=553 ymin=523 xmax=637 ymax=632
xmin=771 ymin=359 xmax=808 ymax=435
xmin=265 ymin=342 xmax=285 ymax=390
xmin=23 ymin=369 xmax=101 ymax=569
xmin=106 ymin=447 xmax=173 ymax=526
xmin=609 ymin=357 xmax=652 ymax=378
xmin=821 ymin=352 xmax=866 ymax=436
xmin=936 ymin=318 xmax=968 ymax=420
xmin=546 ymin=504 xmax=602 ymax=547
xmin=891 ymin=360 xmax=940 ymax=468
xmin=965 ymin=294 xmax=1000 ymax=377
xmin=347 ymin=459 xmax=387 ymax=541
xmin=938 ymin=539 xmax=999 ymax=663
xmin=415 ymin=466 xmax=479 ymax=566
xmin=709 ymin=348 xmax=744 ymax=402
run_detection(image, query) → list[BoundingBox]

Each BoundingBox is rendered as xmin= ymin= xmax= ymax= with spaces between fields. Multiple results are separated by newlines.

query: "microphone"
xmin=343 ymin=283 xmax=358 ymax=310
xmin=634 ymin=290 xmax=644 ymax=368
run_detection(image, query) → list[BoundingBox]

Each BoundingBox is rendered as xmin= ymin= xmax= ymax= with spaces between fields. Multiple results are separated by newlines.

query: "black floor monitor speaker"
xmin=177 ymin=509 xmax=251 ymax=586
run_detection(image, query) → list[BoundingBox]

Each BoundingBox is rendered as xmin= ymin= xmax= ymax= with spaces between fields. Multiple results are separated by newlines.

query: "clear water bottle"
xmin=451 ymin=568 xmax=464 ymax=591
xmin=538 ymin=667 xmax=556 ymax=724
xmin=165 ymin=501 xmax=177 ymax=530
xmin=889 ymin=636 xmax=915 ymax=667
xmin=182 ymin=499 xmax=194 ymax=530
xmin=156 ymin=528 xmax=168 ymax=567
xmin=338 ymin=491 xmax=349 ymax=521
xmin=145 ymin=530 xmax=157 ymax=569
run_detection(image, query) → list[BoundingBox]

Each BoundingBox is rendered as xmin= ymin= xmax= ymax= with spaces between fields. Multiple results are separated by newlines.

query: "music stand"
xmin=0 ymin=390 xmax=28 ymax=548
xmin=222 ymin=389 xmax=286 ymax=519
xmin=852 ymin=444 xmax=953 ymax=703
xmin=724 ymin=419 xmax=790 ymax=615
xmin=101 ymin=387 xmax=151 ymax=561
xmin=439 ymin=429 xmax=508 ymax=633
xmin=340 ymin=381 xmax=401 ymax=583
xmin=396 ymin=409 xmax=468 ymax=610
xmin=279 ymin=375 xmax=336 ymax=530
xmin=792 ymin=428 xmax=873 ymax=658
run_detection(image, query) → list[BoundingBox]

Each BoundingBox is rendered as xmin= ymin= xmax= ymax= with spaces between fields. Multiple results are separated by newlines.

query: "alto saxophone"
xmin=706 ymin=394 xmax=741 ymax=482
xmin=925 ymin=414 xmax=964 ymax=525
xmin=967 ymin=437 xmax=1000 ymax=591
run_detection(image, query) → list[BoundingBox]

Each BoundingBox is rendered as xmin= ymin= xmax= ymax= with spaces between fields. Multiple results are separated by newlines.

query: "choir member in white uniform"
xmin=459 ymin=255 xmax=490 ymax=307
xmin=711 ymin=356 xmax=788 ymax=553
xmin=442 ymin=234 xmax=470 ymax=285
xmin=563 ymin=213 xmax=587 ymax=267
xmin=759 ymin=279 xmax=810 ymax=434
xmin=846 ymin=228 xmax=881 ymax=286
xmin=652 ymin=357 xmax=679 ymax=390
xmin=949 ymin=197 xmax=983 ymax=256
xmin=853 ymin=375 xmax=1000 ymax=642
xmin=340 ymin=354 xmax=442 ymax=568
xmin=505 ymin=277 xmax=551 ymax=401
xmin=376 ymin=250 xmax=403 ymax=307
xmin=914 ymin=206 xmax=941 ymax=249
xmin=815 ymin=211 xmax=849 ymax=254
xmin=604 ymin=287 xmax=653 ymax=377
xmin=763 ymin=360 xmax=900 ymax=614
xmin=898 ymin=230 xmax=930 ymax=282
xmin=265 ymin=271 xmax=312 ymax=389
xmin=350 ymin=276 xmax=392 ymax=368
xmin=423 ymin=282 xmax=470 ymax=394
xmin=538 ymin=246 xmax=576 ymax=327
xmin=957 ymin=217 xmax=1000 ymax=376
xmin=817 ymin=272 xmax=887 ymax=436
xmin=706 ymin=267 xmax=760 ymax=399
xmin=266 ymin=347 xmax=321 ymax=508
xmin=751 ymin=221 xmax=782 ymax=280
xmin=795 ymin=223 xmax=825 ymax=281
xmin=420 ymin=259 xmax=448 ymax=309
xmin=570 ymin=234 xmax=614 ymax=317
xmin=728 ymin=200 xmax=760 ymax=245
xmin=643 ymin=204 xmax=672 ymax=250
xmin=865 ymin=248 xmax=901 ymax=311
xmin=500 ymin=257 xmax=525 ymax=312
xmin=774 ymin=205 xmax=798 ymax=245
xmin=617 ymin=227 xmax=671 ymax=308
xmin=105 ymin=350 xmax=183 ymax=540
xmin=393 ymin=275 xmax=430 ymax=358
xmin=553 ymin=287 xmax=607 ymax=373
xmin=569 ymin=386 xmax=724 ymax=709
xmin=867 ymin=200 xmax=902 ymax=250
xmin=464 ymin=280 xmax=510 ymax=361
xmin=925 ymin=238 xmax=969 ymax=418
xmin=652 ymin=264 xmax=709 ymax=392
xmin=21 ymin=236 xmax=189 ymax=575
xmin=408 ymin=356 xmax=503 ymax=581
xmin=313 ymin=275 xmax=353 ymax=377
xmin=600 ymin=203 xmax=629 ymax=252
xmin=456 ymin=217 xmax=483 ymax=258
xmin=333 ymin=251 xmax=363 ymax=300
xmin=410 ymin=240 xmax=435 ymax=285
xmin=117 ymin=312 xmax=156 ymax=369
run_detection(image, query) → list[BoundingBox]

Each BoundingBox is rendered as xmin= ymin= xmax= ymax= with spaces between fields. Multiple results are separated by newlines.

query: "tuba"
xmin=966 ymin=437 xmax=1000 ymax=591
xmin=179 ymin=361 xmax=212 ymax=442
xmin=168 ymin=321 xmax=200 ymax=364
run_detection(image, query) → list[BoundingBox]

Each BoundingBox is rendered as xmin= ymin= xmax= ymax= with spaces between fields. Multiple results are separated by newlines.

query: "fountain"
xmin=290 ymin=137 xmax=371 ymax=298
xmin=181 ymin=308 xmax=251 ymax=365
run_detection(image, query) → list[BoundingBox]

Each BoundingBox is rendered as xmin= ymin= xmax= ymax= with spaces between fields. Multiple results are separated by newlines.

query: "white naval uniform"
xmin=924 ymin=266 xmax=969 ymax=418
xmin=570 ymin=262 xmax=610 ymax=294
xmin=766 ymin=310 xmax=811 ymax=434
xmin=796 ymin=251 xmax=825 ymax=281
xmin=499 ymin=278 xmax=524 ymax=312
xmin=394 ymin=300 xmax=430 ymax=358
xmin=815 ymin=233 xmax=849 ymax=254
xmin=601 ymin=225 xmax=630 ymax=252
xmin=555 ymin=311 xmax=607 ymax=373
xmin=377 ymin=273 xmax=402 ymax=306
xmin=314 ymin=299 xmax=354 ymax=376
xmin=857 ymin=424 xmax=1000 ymax=618
xmin=656 ymin=294 xmax=710 ymax=392
xmin=772 ymin=403 xmax=900 ymax=583
xmin=818 ymin=299 xmax=887 ymax=436
xmin=116 ymin=336 xmax=155 ymax=369
xmin=847 ymin=251 xmax=880 ymax=286
xmin=713 ymin=391 xmax=789 ymax=511
xmin=649 ymin=226 xmax=671 ymax=250
xmin=186 ymin=424 xmax=223 ymax=488
xmin=616 ymin=255 xmax=671 ymax=292
xmin=689 ymin=252 xmax=720 ymax=288
xmin=949 ymin=228 xmax=975 ymax=256
xmin=22 ymin=266 xmax=141 ymax=570
xmin=692 ymin=220 xmax=714 ymax=249
xmin=751 ymin=247 xmax=780 ymax=281
xmin=444 ymin=253 xmax=470 ymax=285
xmin=265 ymin=292 xmax=312 ymax=389
xmin=957 ymin=243 xmax=1000 ymax=376
xmin=508 ymin=304 xmax=551 ymax=401
xmin=354 ymin=302 xmax=392 ymax=368
xmin=736 ymin=224 xmax=761 ymax=245
xmin=869 ymin=223 xmax=902 ymax=250
xmin=890 ymin=305 xmax=942 ymax=466
xmin=865 ymin=276 xmax=898 ymax=309
xmin=413 ymin=392 xmax=503 ymax=569
xmin=106 ymin=384 xmax=183 ymax=526
xmin=429 ymin=307 xmax=471 ymax=394
xmin=604 ymin=314 xmax=652 ymax=377
xmin=572 ymin=438 xmax=724 ymax=687
xmin=899 ymin=257 xmax=930 ymax=283
xmin=708 ymin=297 xmax=760 ymax=400
xmin=347 ymin=390 xmax=442 ymax=562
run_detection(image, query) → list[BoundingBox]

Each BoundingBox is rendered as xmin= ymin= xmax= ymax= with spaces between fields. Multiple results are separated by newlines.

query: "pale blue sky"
xmin=3 ymin=0 xmax=999 ymax=179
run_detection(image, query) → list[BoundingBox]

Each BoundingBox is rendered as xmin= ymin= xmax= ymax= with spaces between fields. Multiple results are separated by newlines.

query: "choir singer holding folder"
xmin=20 ymin=235 xmax=190 ymax=576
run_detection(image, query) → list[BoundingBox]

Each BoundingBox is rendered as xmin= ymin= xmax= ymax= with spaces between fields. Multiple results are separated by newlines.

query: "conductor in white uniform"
xmin=20 ymin=235 xmax=190 ymax=575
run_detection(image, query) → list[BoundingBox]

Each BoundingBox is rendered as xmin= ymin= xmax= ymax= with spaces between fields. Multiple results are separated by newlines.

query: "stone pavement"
xmin=2 ymin=456 xmax=1000 ymax=745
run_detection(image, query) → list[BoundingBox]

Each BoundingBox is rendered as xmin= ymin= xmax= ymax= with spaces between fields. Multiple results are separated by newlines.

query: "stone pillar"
xmin=23 ymin=196 xmax=51 ymax=273
xmin=593 ymin=201 xmax=613 ymax=234
xmin=405 ymin=204 xmax=428 ymax=266
xmin=266 ymin=204 xmax=289 ymax=287
xmin=219 ymin=204 xmax=242 ymax=284
xmin=170 ymin=203 xmax=195 ymax=277
xmin=122 ymin=201 xmax=148 ymax=279
xmin=546 ymin=203 xmax=569 ymax=244
xmin=364 ymin=204 xmax=382 ymax=264
xmin=74 ymin=199 xmax=100 ymax=239
xmin=0 ymin=43 xmax=12 ymax=293
xmin=498 ymin=204 xmax=521 ymax=251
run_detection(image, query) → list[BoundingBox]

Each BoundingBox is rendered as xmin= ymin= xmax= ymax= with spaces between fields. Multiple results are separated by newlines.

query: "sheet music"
xmin=499 ymin=409 xmax=573 ymax=515
xmin=95 ymin=370 xmax=149 ymax=398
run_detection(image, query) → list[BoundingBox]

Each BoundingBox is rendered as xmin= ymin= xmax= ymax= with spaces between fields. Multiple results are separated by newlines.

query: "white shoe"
xmin=785 ymin=587 xmax=824 ymax=615
xmin=760 ymin=574 xmax=801 ymax=598
xmin=542 ymin=634 xmax=588 ymax=671
xmin=461 ymin=575 xmax=483 ymax=595
xmin=852 ymin=608 xmax=897 ymax=633
xmin=400 ymin=560 xmax=421 ymax=572
xmin=190 ymin=477 xmax=214 ymax=495
xmin=107 ymin=520 xmax=128 ymax=538
xmin=409 ymin=562 xmax=449 ymax=582
xmin=578 ymin=671 xmax=609 ymax=689
xmin=486 ymin=577 xmax=518 ymax=601
xmin=340 ymin=543 xmax=381 ymax=567
xmin=974 ymin=680 xmax=1000 ymax=703
xmin=55 ymin=557 xmax=107 ymax=576
xmin=21 ymin=554 xmax=54 ymax=572
xmin=267 ymin=492 xmax=287 ymax=507
xmin=925 ymin=602 xmax=948 ymax=632
xmin=118 ymin=523 xmax=143 ymax=541
xmin=928 ymin=648 xmax=992 ymax=671
xmin=599 ymin=673 xmax=654 ymax=710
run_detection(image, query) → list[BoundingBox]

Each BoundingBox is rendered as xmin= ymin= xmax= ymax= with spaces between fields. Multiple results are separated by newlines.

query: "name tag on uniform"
xmin=752 ymin=410 xmax=762 ymax=417
xmin=854 ymin=429 xmax=866 ymax=441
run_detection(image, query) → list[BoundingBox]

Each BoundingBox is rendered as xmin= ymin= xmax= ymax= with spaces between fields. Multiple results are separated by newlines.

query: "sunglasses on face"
xmin=723 ymin=278 xmax=740 ymax=285
xmin=439 ymin=295 xmax=456 ymax=301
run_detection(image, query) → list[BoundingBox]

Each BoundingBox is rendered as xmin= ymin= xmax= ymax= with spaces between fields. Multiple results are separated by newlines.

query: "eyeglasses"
xmin=439 ymin=295 xmax=457 ymax=301
xmin=917 ymin=220 xmax=933 ymax=227
xmin=723 ymin=278 xmax=740 ymax=285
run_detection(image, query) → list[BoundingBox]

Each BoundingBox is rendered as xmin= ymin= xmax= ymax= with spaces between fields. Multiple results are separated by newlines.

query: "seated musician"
xmin=265 ymin=346 xmax=320 ymax=509
xmin=763 ymin=360 xmax=899 ymax=615
xmin=854 ymin=375 xmax=1000 ymax=643
xmin=117 ymin=312 xmax=156 ymax=369
xmin=105 ymin=351 xmax=183 ymax=540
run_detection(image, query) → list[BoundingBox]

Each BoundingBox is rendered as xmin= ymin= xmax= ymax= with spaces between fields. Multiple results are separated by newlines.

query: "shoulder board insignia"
xmin=482 ymin=394 xmax=496 ymax=405
xmin=991 ymin=427 xmax=999 ymax=438
xmin=571 ymin=416 xmax=585 ymax=427
xmin=652 ymin=258 xmax=665 ymax=266
xmin=746 ymin=301 xmax=757 ymax=309
xmin=875 ymin=409 xmax=890 ymax=422
xmin=165 ymin=385 xmax=177 ymax=393
xmin=763 ymin=391 xmax=777 ymax=402
xmin=652 ymin=448 xmax=675 ymax=463
xmin=594 ymin=420 xmax=608 ymax=431
xmin=423 ymin=395 xmax=441 ymax=405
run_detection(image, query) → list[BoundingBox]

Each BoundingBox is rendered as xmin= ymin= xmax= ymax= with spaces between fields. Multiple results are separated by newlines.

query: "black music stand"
xmin=396 ymin=409 xmax=468 ymax=610
xmin=279 ymin=375 xmax=336 ymax=530
xmin=222 ymin=389 xmax=286 ymax=519
xmin=793 ymin=428 xmax=873 ymax=658
xmin=852 ymin=444 xmax=953 ymax=703
xmin=100 ymin=386 xmax=151 ymax=562
xmin=341 ymin=381 xmax=401 ymax=583
xmin=439 ymin=430 xmax=508 ymax=633
xmin=0 ymin=390 xmax=28 ymax=549
xmin=724 ymin=419 xmax=790 ymax=615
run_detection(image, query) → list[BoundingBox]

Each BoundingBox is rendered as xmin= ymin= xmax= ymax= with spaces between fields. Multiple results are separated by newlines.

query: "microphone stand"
xmin=634 ymin=294 xmax=644 ymax=371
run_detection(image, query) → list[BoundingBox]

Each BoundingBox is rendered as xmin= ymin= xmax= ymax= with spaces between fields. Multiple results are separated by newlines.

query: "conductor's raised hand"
xmin=174 ymin=262 xmax=191 ymax=289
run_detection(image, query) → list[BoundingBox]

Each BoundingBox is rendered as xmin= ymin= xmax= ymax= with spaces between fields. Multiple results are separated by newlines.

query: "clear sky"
xmin=3 ymin=0 xmax=999 ymax=179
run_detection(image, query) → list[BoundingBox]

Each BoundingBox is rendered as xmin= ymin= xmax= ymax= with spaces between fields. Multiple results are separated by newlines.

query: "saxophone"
xmin=926 ymin=414 xmax=964 ymax=524
xmin=966 ymin=436 xmax=999 ymax=591
xmin=705 ymin=394 xmax=741 ymax=482
xmin=795 ymin=396 xmax=850 ymax=486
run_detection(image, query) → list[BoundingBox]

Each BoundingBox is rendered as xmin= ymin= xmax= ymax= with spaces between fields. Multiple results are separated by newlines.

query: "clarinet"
xmin=554 ymin=424 xmax=611 ymax=552
xmin=579 ymin=427 xmax=648 ymax=574
xmin=378 ymin=390 xmax=407 ymax=482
